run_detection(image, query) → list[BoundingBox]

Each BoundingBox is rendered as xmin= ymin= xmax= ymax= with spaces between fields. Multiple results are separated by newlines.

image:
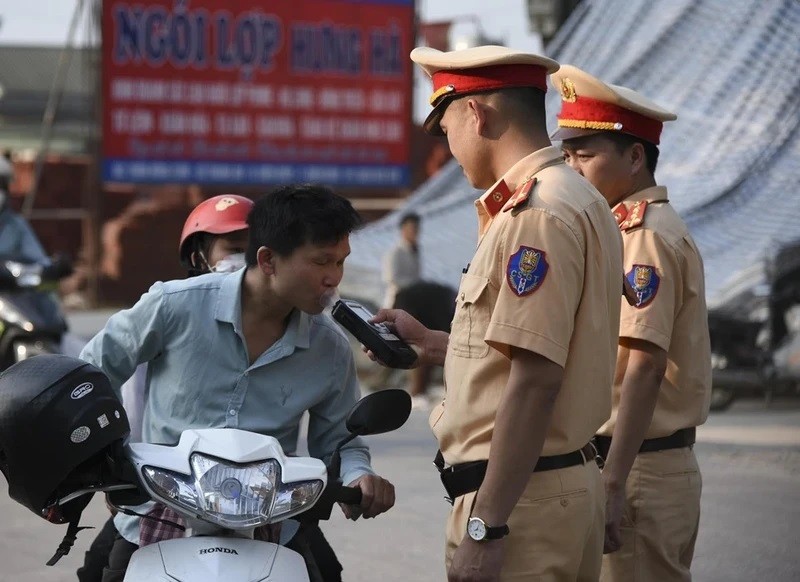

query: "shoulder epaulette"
xmin=502 ymin=178 xmax=537 ymax=213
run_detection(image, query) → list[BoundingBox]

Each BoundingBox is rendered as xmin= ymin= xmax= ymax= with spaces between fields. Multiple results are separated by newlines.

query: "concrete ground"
xmin=0 ymin=311 xmax=797 ymax=581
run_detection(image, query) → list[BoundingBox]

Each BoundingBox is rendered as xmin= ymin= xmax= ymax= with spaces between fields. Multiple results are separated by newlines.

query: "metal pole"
xmin=22 ymin=0 xmax=86 ymax=218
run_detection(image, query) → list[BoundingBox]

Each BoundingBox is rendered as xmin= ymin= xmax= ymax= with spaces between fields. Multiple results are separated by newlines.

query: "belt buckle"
xmin=436 ymin=465 xmax=456 ymax=505
xmin=588 ymin=441 xmax=605 ymax=469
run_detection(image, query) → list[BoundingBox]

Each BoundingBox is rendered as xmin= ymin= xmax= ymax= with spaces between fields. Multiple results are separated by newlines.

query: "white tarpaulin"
xmin=342 ymin=0 xmax=800 ymax=309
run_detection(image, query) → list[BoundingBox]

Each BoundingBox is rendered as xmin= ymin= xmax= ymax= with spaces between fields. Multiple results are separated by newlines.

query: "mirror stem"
xmin=329 ymin=433 xmax=358 ymax=479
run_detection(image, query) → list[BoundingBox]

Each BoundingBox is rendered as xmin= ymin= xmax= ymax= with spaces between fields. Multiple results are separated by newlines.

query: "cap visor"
xmin=423 ymin=107 xmax=445 ymax=136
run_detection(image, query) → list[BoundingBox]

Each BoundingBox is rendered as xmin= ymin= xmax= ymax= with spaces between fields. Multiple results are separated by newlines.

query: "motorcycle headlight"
xmin=0 ymin=299 xmax=34 ymax=332
xmin=142 ymin=453 xmax=324 ymax=529
xmin=5 ymin=261 xmax=42 ymax=287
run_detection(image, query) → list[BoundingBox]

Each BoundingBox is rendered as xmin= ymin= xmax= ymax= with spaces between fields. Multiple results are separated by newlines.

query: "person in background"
xmin=382 ymin=213 xmax=449 ymax=408
xmin=0 ymin=151 xmax=49 ymax=264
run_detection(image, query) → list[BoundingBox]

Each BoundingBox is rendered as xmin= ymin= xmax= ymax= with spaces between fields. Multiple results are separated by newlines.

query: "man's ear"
xmin=466 ymin=99 xmax=488 ymax=136
xmin=629 ymin=142 xmax=647 ymax=176
xmin=257 ymin=246 xmax=276 ymax=275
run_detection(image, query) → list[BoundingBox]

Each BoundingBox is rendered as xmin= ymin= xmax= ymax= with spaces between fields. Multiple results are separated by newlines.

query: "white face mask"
xmin=211 ymin=253 xmax=246 ymax=273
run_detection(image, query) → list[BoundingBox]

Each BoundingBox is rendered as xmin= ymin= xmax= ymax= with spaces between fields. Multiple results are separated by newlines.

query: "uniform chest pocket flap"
xmin=450 ymin=275 xmax=492 ymax=359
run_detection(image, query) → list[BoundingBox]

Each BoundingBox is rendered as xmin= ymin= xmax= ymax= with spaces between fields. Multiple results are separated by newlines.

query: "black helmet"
xmin=0 ymin=354 xmax=129 ymax=521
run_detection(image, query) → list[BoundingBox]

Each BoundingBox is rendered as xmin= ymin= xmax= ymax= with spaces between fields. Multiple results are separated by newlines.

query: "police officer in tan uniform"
xmin=369 ymin=46 xmax=623 ymax=581
xmin=552 ymin=65 xmax=712 ymax=582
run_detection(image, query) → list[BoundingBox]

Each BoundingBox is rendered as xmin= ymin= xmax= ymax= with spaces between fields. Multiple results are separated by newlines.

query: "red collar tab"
xmin=482 ymin=180 xmax=514 ymax=216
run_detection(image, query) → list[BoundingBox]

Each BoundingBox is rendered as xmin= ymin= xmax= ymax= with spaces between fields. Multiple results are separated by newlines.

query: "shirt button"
xmin=460 ymin=292 xmax=465 ymax=300
xmin=229 ymin=409 xmax=236 ymax=416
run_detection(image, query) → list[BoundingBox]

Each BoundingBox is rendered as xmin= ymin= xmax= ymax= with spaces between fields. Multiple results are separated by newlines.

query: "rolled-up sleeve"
xmin=80 ymin=282 xmax=168 ymax=395
xmin=307 ymin=336 xmax=372 ymax=485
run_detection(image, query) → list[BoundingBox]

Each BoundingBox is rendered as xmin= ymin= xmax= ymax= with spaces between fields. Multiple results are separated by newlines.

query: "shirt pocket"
xmin=449 ymin=275 xmax=491 ymax=359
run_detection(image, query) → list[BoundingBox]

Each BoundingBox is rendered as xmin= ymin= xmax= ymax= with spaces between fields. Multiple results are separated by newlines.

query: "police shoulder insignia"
xmin=619 ymin=201 xmax=648 ymax=231
xmin=625 ymin=264 xmax=660 ymax=308
xmin=506 ymin=246 xmax=549 ymax=297
xmin=502 ymin=178 xmax=537 ymax=213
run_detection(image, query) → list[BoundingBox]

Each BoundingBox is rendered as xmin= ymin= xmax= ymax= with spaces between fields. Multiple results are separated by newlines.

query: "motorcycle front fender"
xmin=124 ymin=536 xmax=309 ymax=582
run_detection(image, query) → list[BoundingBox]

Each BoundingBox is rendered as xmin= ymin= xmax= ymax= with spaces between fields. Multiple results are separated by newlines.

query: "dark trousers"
xmin=76 ymin=517 xmax=120 ymax=582
xmin=95 ymin=522 xmax=342 ymax=582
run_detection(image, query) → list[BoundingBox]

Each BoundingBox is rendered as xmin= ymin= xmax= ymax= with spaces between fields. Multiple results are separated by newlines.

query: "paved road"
xmin=0 ymin=311 xmax=797 ymax=580
xmin=1 ymin=399 xmax=798 ymax=581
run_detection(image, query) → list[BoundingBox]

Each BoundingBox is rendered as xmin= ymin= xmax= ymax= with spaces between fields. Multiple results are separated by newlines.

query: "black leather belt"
xmin=593 ymin=427 xmax=696 ymax=461
xmin=433 ymin=443 xmax=597 ymax=505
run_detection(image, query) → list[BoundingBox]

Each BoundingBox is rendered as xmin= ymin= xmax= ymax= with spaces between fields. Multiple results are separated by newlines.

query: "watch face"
xmin=467 ymin=517 xmax=486 ymax=541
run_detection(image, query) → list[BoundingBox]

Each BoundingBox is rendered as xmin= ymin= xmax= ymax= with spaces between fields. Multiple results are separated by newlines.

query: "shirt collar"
xmin=475 ymin=146 xmax=565 ymax=231
xmin=623 ymin=185 xmax=669 ymax=204
xmin=215 ymin=268 xmax=246 ymax=327
xmin=214 ymin=267 xmax=311 ymax=349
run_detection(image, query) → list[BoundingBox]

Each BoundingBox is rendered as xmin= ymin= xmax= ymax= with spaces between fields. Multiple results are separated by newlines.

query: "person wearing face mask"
xmin=178 ymin=194 xmax=251 ymax=276
xmin=79 ymin=184 xmax=395 ymax=582
xmin=0 ymin=152 xmax=50 ymax=264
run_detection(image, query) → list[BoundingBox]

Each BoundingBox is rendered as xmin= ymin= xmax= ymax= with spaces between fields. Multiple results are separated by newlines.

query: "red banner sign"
xmin=102 ymin=0 xmax=414 ymax=186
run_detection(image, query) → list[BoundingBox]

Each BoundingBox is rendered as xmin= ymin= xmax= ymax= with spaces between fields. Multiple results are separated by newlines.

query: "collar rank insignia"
xmin=625 ymin=264 xmax=660 ymax=308
xmin=502 ymin=178 xmax=537 ymax=213
xmin=485 ymin=180 xmax=513 ymax=215
xmin=619 ymin=201 xmax=648 ymax=231
xmin=612 ymin=203 xmax=628 ymax=225
xmin=506 ymin=245 xmax=549 ymax=297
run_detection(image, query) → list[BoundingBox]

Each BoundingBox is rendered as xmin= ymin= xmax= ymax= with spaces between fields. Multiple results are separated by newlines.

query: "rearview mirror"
xmin=346 ymin=389 xmax=411 ymax=436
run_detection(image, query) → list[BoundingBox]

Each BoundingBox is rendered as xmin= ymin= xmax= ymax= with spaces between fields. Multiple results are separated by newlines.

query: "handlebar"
xmin=336 ymin=485 xmax=362 ymax=506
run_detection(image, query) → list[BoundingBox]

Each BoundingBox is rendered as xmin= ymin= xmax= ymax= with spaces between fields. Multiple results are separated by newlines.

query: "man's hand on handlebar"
xmin=340 ymin=474 xmax=396 ymax=520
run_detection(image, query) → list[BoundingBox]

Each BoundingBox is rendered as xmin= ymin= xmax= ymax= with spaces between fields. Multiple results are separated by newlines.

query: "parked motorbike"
xmin=50 ymin=388 xmax=411 ymax=581
xmin=0 ymin=253 xmax=72 ymax=370
xmin=709 ymin=238 xmax=800 ymax=410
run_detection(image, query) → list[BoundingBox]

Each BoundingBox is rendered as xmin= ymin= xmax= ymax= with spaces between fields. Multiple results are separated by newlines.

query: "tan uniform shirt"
xmin=599 ymin=186 xmax=712 ymax=439
xmin=431 ymin=146 xmax=623 ymax=463
xmin=382 ymin=239 xmax=421 ymax=308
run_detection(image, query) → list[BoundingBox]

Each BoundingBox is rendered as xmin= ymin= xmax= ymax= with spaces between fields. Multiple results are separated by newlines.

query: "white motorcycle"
xmin=57 ymin=389 xmax=411 ymax=581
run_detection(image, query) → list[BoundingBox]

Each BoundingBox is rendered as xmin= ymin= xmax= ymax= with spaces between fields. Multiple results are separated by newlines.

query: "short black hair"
xmin=245 ymin=184 xmax=362 ymax=266
xmin=399 ymin=212 xmax=420 ymax=227
xmin=604 ymin=132 xmax=660 ymax=174
xmin=495 ymin=87 xmax=547 ymax=126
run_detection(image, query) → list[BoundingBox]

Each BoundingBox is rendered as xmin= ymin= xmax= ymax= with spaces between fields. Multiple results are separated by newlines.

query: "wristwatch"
xmin=467 ymin=516 xmax=510 ymax=542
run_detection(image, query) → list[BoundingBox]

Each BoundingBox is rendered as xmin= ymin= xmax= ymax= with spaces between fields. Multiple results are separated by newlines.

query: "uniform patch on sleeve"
xmin=625 ymin=264 xmax=660 ymax=308
xmin=506 ymin=246 xmax=549 ymax=297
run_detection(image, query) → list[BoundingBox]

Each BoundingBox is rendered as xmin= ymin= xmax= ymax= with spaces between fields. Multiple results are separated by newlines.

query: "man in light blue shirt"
xmin=80 ymin=185 xmax=395 ymax=582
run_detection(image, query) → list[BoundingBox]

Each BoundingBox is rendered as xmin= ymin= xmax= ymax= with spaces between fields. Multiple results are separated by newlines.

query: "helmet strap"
xmin=46 ymin=518 xmax=93 ymax=566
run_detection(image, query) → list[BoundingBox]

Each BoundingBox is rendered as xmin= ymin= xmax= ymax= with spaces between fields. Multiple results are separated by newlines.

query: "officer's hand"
xmin=364 ymin=309 xmax=430 ymax=367
xmin=448 ymin=536 xmax=505 ymax=582
xmin=342 ymin=474 xmax=396 ymax=520
xmin=604 ymin=486 xmax=625 ymax=553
